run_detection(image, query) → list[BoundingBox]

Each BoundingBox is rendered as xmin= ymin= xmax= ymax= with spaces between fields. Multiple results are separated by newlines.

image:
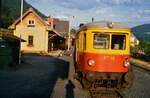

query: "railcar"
xmin=74 ymin=22 xmax=134 ymax=92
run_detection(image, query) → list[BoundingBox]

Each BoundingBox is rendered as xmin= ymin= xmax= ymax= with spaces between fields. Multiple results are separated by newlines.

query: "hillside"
xmin=0 ymin=0 xmax=45 ymax=29
xmin=132 ymin=24 xmax=150 ymax=41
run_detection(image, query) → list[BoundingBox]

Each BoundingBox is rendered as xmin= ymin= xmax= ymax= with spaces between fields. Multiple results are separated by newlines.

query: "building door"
xmin=48 ymin=31 xmax=56 ymax=52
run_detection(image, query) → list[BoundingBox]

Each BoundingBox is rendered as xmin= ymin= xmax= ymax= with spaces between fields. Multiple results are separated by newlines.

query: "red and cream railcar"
xmin=74 ymin=22 xmax=134 ymax=91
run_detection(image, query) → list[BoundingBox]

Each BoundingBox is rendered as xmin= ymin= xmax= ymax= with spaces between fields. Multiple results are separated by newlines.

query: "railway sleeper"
xmin=94 ymin=79 xmax=119 ymax=88
xmin=89 ymin=89 xmax=123 ymax=98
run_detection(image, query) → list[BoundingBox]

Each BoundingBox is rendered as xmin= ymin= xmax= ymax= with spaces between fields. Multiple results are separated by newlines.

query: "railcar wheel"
xmin=124 ymin=70 xmax=134 ymax=89
xmin=120 ymin=69 xmax=134 ymax=92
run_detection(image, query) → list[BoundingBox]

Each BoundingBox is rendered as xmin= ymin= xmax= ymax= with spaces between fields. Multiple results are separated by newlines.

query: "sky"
xmin=26 ymin=0 xmax=150 ymax=27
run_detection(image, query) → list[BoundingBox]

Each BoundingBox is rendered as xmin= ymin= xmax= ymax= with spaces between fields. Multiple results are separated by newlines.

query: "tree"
xmin=140 ymin=40 xmax=150 ymax=54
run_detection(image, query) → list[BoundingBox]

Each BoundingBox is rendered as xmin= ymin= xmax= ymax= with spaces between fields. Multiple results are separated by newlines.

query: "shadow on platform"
xmin=0 ymin=55 xmax=70 ymax=98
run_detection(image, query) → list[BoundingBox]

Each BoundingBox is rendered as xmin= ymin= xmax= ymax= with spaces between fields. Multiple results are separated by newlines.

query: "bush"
xmin=131 ymin=40 xmax=150 ymax=62
xmin=140 ymin=40 xmax=150 ymax=54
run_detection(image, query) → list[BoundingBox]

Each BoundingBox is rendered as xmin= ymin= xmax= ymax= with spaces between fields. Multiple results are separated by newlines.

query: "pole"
xmin=67 ymin=16 xmax=75 ymax=51
xmin=68 ymin=29 xmax=70 ymax=51
xmin=67 ymin=16 xmax=71 ymax=51
xmin=19 ymin=0 xmax=23 ymax=64
xmin=92 ymin=17 xmax=94 ymax=22
xmin=21 ymin=0 xmax=23 ymax=24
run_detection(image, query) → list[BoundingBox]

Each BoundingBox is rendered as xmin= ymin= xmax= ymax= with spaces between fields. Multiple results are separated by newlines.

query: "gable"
xmin=17 ymin=12 xmax=45 ymax=27
xmin=10 ymin=8 xmax=47 ymax=29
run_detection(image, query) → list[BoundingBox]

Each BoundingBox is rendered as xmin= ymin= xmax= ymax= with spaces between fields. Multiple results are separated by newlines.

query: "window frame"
xmin=83 ymin=33 xmax=86 ymax=50
xmin=92 ymin=32 xmax=127 ymax=50
xmin=111 ymin=34 xmax=126 ymax=50
xmin=28 ymin=35 xmax=34 ymax=47
xmin=93 ymin=33 xmax=110 ymax=49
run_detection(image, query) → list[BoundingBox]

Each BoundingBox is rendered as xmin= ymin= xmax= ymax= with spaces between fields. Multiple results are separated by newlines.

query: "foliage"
xmin=132 ymin=24 xmax=150 ymax=61
xmin=131 ymin=40 xmax=150 ymax=62
xmin=0 ymin=0 xmax=45 ymax=29
xmin=0 ymin=28 xmax=12 ymax=32
xmin=132 ymin=24 xmax=150 ymax=41
xmin=1 ymin=0 xmax=27 ymax=28
xmin=140 ymin=40 xmax=150 ymax=54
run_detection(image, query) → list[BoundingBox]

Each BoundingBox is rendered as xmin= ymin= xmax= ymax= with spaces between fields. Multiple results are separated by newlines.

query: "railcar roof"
xmin=80 ymin=21 xmax=131 ymax=30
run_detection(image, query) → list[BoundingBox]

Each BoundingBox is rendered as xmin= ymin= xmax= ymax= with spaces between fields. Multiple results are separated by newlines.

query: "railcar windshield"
xmin=111 ymin=35 xmax=126 ymax=50
xmin=94 ymin=34 xmax=109 ymax=49
xmin=93 ymin=33 xmax=126 ymax=50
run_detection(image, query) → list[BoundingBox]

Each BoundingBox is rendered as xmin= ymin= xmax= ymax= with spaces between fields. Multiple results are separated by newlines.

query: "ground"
xmin=0 ymin=55 xmax=150 ymax=98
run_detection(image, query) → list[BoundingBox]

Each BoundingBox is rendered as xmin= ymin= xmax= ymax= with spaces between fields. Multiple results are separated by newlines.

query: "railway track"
xmin=89 ymin=89 xmax=123 ymax=98
xmin=133 ymin=65 xmax=150 ymax=75
xmin=87 ymin=65 xmax=150 ymax=98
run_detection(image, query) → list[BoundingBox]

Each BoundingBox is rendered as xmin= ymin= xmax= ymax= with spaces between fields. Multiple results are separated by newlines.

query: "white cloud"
xmin=95 ymin=7 xmax=113 ymax=14
xmin=27 ymin=0 xmax=150 ymax=10
xmin=53 ymin=15 xmax=69 ymax=20
xmin=26 ymin=0 xmax=46 ymax=3
xmin=143 ymin=9 xmax=150 ymax=14
xmin=96 ymin=0 xmax=100 ymax=2
xmin=95 ymin=10 xmax=106 ymax=14
xmin=26 ymin=0 xmax=150 ymax=27
xmin=104 ymin=0 xmax=148 ymax=5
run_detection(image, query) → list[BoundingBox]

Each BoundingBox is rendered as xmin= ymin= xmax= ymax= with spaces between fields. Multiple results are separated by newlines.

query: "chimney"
xmin=47 ymin=16 xmax=53 ymax=26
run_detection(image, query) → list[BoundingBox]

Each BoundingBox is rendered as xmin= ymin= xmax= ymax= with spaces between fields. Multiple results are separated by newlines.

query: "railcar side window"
xmin=94 ymin=34 xmax=109 ymax=49
xmin=111 ymin=35 xmax=126 ymax=50
xmin=83 ymin=33 xmax=86 ymax=50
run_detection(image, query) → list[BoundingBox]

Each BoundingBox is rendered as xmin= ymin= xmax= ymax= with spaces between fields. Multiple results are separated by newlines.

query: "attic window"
xmin=28 ymin=20 xmax=35 ymax=27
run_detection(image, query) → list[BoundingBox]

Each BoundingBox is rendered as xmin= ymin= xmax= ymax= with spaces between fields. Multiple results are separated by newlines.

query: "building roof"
xmin=80 ymin=21 xmax=131 ymax=31
xmin=9 ymin=7 xmax=47 ymax=29
xmin=9 ymin=8 xmax=68 ymax=38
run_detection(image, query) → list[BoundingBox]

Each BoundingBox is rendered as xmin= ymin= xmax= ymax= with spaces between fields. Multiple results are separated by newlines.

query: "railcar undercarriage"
xmin=74 ymin=70 xmax=134 ymax=98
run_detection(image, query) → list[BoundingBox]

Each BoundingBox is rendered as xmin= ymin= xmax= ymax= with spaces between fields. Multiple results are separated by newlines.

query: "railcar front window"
xmin=94 ymin=34 xmax=109 ymax=49
xmin=111 ymin=35 xmax=126 ymax=50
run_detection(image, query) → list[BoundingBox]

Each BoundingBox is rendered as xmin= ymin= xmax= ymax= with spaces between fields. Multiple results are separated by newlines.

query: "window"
xmin=111 ymin=35 xmax=126 ymax=50
xmin=28 ymin=36 xmax=34 ymax=46
xmin=28 ymin=20 xmax=35 ymax=27
xmin=83 ymin=33 xmax=86 ymax=50
xmin=94 ymin=34 xmax=109 ymax=49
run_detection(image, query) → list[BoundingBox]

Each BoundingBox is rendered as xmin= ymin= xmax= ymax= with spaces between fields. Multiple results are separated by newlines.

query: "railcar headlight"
xmin=88 ymin=59 xmax=95 ymax=66
xmin=124 ymin=59 xmax=130 ymax=68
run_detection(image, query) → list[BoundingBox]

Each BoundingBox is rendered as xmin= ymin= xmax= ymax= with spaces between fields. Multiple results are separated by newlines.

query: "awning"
xmin=0 ymin=32 xmax=26 ymax=42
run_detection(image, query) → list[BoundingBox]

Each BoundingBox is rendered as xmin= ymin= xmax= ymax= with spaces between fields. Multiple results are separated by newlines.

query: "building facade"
xmin=10 ymin=8 xmax=69 ymax=53
xmin=130 ymin=34 xmax=139 ymax=47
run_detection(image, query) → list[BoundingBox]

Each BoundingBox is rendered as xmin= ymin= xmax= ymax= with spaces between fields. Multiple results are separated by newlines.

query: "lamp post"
xmin=67 ymin=16 xmax=71 ymax=51
xmin=67 ymin=16 xmax=75 ymax=51
xmin=19 ymin=0 xmax=23 ymax=64
xmin=67 ymin=31 xmax=70 ymax=51
xmin=21 ymin=0 xmax=23 ymax=25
